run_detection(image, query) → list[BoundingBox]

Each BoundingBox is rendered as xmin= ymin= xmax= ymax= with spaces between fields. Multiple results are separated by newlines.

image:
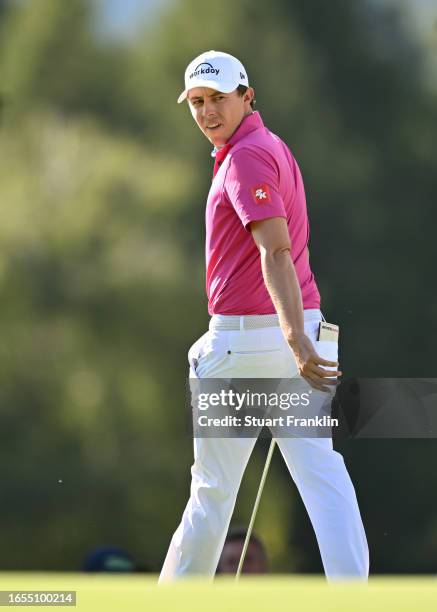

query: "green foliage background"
xmin=0 ymin=0 xmax=436 ymax=573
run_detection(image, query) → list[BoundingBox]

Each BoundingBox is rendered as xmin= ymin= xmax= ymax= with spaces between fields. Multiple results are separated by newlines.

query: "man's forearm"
xmin=260 ymin=248 xmax=305 ymax=344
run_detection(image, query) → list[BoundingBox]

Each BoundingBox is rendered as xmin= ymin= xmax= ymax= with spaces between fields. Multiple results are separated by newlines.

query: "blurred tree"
xmin=0 ymin=0 xmax=127 ymax=122
xmin=0 ymin=108 xmax=200 ymax=569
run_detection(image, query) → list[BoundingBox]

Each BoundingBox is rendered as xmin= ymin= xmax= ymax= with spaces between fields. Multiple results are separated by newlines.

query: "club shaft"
xmin=235 ymin=438 xmax=276 ymax=581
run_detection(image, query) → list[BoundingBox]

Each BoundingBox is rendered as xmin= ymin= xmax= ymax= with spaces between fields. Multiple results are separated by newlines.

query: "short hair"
xmin=237 ymin=85 xmax=256 ymax=110
xmin=224 ymin=526 xmax=266 ymax=557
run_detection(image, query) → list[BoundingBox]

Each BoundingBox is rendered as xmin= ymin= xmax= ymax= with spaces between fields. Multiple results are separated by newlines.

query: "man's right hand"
xmin=288 ymin=332 xmax=342 ymax=393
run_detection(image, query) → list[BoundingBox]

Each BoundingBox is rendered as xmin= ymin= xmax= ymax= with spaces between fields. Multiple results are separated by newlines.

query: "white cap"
xmin=177 ymin=50 xmax=249 ymax=104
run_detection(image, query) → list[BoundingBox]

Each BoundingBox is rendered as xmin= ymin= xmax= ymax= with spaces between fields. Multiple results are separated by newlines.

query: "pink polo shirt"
xmin=206 ymin=111 xmax=320 ymax=315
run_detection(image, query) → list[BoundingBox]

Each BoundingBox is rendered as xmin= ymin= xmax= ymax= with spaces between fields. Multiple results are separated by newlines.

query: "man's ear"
xmin=244 ymin=87 xmax=255 ymax=103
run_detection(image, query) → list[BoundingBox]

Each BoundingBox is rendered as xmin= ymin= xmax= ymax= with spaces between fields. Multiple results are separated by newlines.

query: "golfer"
xmin=159 ymin=50 xmax=369 ymax=581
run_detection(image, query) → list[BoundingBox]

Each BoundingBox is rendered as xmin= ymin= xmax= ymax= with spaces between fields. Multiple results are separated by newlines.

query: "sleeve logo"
xmin=251 ymin=184 xmax=271 ymax=204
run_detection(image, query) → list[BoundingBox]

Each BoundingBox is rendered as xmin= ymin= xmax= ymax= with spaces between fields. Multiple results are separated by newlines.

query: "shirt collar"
xmin=210 ymin=111 xmax=264 ymax=157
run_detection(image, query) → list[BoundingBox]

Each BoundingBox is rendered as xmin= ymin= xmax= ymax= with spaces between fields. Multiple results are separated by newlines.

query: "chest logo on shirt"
xmin=251 ymin=184 xmax=271 ymax=204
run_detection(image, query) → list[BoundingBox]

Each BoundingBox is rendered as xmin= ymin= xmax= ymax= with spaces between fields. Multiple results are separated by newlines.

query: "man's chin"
xmin=204 ymin=129 xmax=228 ymax=147
xmin=209 ymin=136 xmax=227 ymax=147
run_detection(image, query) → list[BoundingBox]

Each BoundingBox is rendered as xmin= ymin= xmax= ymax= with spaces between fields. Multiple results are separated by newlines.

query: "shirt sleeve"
xmin=223 ymin=146 xmax=287 ymax=230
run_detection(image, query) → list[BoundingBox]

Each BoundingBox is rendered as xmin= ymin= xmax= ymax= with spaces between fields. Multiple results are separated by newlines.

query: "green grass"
xmin=0 ymin=574 xmax=436 ymax=611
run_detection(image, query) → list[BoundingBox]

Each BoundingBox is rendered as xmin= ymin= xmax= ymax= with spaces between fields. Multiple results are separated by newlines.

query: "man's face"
xmin=218 ymin=540 xmax=268 ymax=574
xmin=187 ymin=86 xmax=255 ymax=147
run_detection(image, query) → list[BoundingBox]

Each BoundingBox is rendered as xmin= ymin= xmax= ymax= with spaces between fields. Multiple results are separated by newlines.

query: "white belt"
xmin=209 ymin=309 xmax=322 ymax=331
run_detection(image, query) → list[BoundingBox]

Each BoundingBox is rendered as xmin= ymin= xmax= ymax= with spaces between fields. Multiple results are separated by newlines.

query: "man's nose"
xmin=202 ymin=99 xmax=216 ymax=117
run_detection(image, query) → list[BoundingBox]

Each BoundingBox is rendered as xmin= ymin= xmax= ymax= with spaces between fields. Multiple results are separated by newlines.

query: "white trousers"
xmin=159 ymin=310 xmax=369 ymax=581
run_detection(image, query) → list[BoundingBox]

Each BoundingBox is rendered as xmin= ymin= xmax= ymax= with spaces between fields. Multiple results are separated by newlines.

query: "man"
xmin=159 ymin=50 xmax=369 ymax=581
xmin=216 ymin=527 xmax=269 ymax=575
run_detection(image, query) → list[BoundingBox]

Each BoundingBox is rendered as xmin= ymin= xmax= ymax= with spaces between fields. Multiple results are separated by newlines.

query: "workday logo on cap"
xmin=177 ymin=50 xmax=249 ymax=104
xmin=189 ymin=62 xmax=220 ymax=80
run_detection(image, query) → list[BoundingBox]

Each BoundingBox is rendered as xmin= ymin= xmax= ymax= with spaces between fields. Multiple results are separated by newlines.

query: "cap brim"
xmin=177 ymin=80 xmax=239 ymax=104
xmin=177 ymin=90 xmax=188 ymax=104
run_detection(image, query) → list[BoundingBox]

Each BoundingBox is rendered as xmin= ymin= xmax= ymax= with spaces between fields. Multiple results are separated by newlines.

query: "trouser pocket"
xmin=187 ymin=333 xmax=208 ymax=379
